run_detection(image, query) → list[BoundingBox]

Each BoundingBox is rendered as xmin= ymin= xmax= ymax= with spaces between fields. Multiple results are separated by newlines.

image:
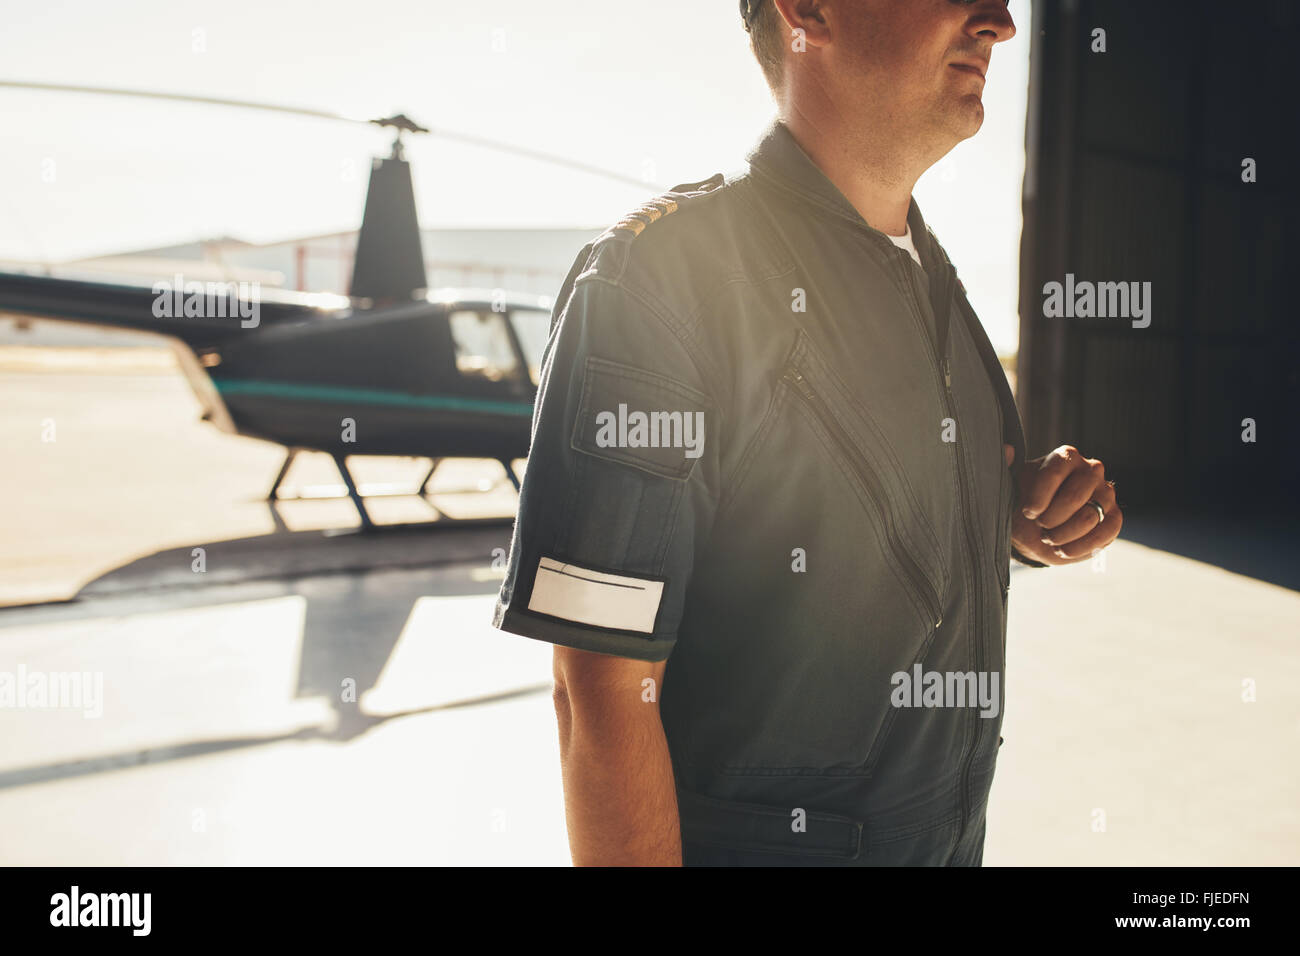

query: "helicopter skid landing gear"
xmin=499 ymin=459 xmax=521 ymax=493
xmin=266 ymin=448 xmax=376 ymax=531
xmin=332 ymin=453 xmax=376 ymax=531
xmin=267 ymin=447 xmax=301 ymax=501
xmin=419 ymin=458 xmax=442 ymax=495
xmin=265 ymin=451 xmax=521 ymax=533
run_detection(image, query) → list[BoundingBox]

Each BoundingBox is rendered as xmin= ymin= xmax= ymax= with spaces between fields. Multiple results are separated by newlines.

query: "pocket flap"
xmin=570 ymin=356 xmax=713 ymax=480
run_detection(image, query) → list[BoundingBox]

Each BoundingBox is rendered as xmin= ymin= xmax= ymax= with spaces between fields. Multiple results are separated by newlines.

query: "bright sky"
xmin=0 ymin=0 xmax=1031 ymax=352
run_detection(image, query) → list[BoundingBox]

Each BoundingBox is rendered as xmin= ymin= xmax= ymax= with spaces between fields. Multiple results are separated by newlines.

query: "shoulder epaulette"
xmin=610 ymin=196 xmax=681 ymax=237
xmin=608 ymin=172 xmax=726 ymax=239
xmin=670 ymin=172 xmax=726 ymax=193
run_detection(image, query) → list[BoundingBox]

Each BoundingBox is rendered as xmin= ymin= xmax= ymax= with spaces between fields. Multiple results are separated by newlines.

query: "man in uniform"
xmin=492 ymin=0 xmax=1122 ymax=865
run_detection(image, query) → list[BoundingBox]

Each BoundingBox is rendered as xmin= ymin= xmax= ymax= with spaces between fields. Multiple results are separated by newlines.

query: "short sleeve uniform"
xmin=492 ymin=197 xmax=724 ymax=663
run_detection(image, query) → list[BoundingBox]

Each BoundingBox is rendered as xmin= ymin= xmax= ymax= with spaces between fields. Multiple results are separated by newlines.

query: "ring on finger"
xmin=1086 ymin=499 xmax=1105 ymax=524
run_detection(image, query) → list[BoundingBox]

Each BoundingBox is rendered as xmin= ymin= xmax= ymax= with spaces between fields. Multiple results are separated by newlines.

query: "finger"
xmin=1034 ymin=478 xmax=1118 ymax=546
xmin=1039 ymin=494 xmax=1106 ymax=547
xmin=1021 ymin=445 xmax=1087 ymax=520
xmin=1035 ymin=457 xmax=1105 ymax=528
xmin=1048 ymin=498 xmax=1123 ymax=560
xmin=1094 ymin=478 xmax=1117 ymax=511
xmin=1003 ymin=443 xmax=1015 ymax=468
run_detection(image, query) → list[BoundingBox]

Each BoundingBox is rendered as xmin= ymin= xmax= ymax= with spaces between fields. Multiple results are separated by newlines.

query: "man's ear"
xmin=771 ymin=0 xmax=832 ymax=48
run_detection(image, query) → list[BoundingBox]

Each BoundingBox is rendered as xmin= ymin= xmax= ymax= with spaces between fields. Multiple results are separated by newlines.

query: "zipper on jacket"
xmin=893 ymin=248 xmax=988 ymax=844
xmin=779 ymin=364 xmax=944 ymax=633
xmin=738 ymin=187 xmax=983 ymax=820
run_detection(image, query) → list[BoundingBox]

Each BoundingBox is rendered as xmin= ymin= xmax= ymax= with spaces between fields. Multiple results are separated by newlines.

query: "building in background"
xmin=0 ymin=226 xmax=601 ymax=347
xmin=55 ymin=226 xmax=602 ymax=298
xmin=1017 ymin=0 xmax=1295 ymax=508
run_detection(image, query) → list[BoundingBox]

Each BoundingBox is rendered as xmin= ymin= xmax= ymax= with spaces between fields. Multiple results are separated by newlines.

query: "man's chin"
xmin=949 ymin=97 xmax=985 ymax=139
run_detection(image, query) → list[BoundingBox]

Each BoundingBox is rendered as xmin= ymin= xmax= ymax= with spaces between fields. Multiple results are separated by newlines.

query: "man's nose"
xmin=966 ymin=0 xmax=1017 ymax=44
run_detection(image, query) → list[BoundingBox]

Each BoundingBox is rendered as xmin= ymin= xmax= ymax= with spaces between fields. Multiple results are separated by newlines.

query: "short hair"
xmin=747 ymin=0 xmax=786 ymax=96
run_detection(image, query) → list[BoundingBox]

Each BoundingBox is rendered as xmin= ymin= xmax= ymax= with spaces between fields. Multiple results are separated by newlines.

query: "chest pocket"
xmin=774 ymin=328 xmax=948 ymax=630
xmin=684 ymin=327 xmax=954 ymax=775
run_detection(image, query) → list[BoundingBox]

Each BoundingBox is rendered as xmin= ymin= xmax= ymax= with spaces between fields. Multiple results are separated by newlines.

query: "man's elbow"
xmin=551 ymin=645 xmax=667 ymax=736
xmin=552 ymin=672 xmax=574 ymax=745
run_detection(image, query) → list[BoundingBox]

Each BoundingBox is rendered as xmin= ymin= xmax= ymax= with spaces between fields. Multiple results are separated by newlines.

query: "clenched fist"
xmin=1001 ymin=443 xmax=1122 ymax=566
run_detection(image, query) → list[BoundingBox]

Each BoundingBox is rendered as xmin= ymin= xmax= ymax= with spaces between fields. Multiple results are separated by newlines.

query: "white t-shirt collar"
xmin=885 ymin=223 xmax=924 ymax=270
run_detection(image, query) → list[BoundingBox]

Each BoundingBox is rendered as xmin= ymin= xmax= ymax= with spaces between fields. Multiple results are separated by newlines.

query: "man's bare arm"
xmin=552 ymin=645 xmax=679 ymax=866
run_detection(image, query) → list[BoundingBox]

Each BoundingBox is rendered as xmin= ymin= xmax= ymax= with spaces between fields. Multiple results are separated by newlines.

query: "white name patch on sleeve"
xmin=527 ymin=556 xmax=664 ymax=634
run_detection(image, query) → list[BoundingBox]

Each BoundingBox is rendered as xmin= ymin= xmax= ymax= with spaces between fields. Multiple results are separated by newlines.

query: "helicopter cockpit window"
xmin=508 ymin=308 xmax=550 ymax=385
xmin=448 ymin=310 xmax=522 ymax=384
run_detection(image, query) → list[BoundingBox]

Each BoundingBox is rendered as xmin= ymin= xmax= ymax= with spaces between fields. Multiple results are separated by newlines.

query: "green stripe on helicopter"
xmin=212 ymin=379 xmax=535 ymax=416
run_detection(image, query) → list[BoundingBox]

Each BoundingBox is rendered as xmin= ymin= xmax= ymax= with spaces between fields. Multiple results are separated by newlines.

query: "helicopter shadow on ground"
xmin=0 ymin=521 xmax=549 ymax=792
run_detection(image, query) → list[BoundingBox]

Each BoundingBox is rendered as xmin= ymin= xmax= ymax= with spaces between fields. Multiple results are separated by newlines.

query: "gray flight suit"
xmin=492 ymin=118 xmax=1043 ymax=866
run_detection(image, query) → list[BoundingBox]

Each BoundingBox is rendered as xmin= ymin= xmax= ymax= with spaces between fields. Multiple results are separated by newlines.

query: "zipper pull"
xmin=781 ymin=366 xmax=809 ymax=396
xmin=942 ymin=357 xmax=952 ymax=389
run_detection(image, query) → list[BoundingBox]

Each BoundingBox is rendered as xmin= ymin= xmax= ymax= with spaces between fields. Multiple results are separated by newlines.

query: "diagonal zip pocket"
xmin=778 ymin=358 xmax=945 ymax=634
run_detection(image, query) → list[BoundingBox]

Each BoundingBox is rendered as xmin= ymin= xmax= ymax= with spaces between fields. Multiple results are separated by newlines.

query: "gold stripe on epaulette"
xmin=634 ymin=204 xmax=664 ymax=225
xmin=610 ymin=195 xmax=682 ymax=240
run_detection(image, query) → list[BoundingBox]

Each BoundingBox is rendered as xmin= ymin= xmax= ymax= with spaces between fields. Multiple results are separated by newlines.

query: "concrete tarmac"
xmin=1 ymin=345 xmax=1296 ymax=865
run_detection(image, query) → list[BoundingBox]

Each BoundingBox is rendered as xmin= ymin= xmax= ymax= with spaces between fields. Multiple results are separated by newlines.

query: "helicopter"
xmin=0 ymin=82 xmax=662 ymax=529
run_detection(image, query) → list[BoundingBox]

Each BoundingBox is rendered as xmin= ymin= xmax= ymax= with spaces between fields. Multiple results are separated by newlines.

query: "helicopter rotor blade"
xmin=0 ymin=80 xmax=373 ymax=126
xmin=415 ymin=127 xmax=656 ymax=190
xmin=0 ymin=79 xmax=662 ymax=190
